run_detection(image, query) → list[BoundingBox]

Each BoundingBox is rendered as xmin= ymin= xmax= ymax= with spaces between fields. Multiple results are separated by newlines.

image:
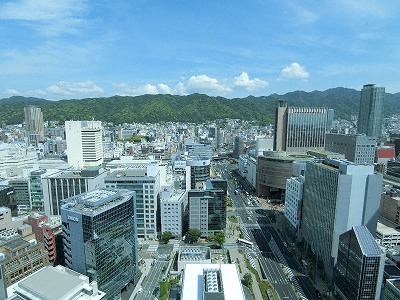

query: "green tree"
xmin=213 ymin=232 xmax=225 ymax=246
xmin=243 ymin=273 xmax=253 ymax=288
xmin=188 ymin=229 xmax=201 ymax=243
xmin=162 ymin=231 xmax=173 ymax=243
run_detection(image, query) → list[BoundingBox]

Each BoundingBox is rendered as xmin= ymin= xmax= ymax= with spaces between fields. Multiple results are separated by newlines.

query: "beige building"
xmin=0 ymin=238 xmax=49 ymax=288
xmin=380 ymin=192 xmax=400 ymax=224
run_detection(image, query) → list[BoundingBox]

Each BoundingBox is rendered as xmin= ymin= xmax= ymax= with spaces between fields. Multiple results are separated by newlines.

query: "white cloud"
xmin=0 ymin=0 xmax=87 ymax=36
xmin=157 ymin=83 xmax=172 ymax=94
xmin=279 ymin=62 xmax=309 ymax=80
xmin=234 ymin=72 xmax=268 ymax=91
xmin=186 ymin=75 xmax=231 ymax=95
xmin=113 ymin=83 xmax=172 ymax=96
xmin=47 ymin=81 xmax=104 ymax=96
xmin=4 ymin=89 xmax=20 ymax=96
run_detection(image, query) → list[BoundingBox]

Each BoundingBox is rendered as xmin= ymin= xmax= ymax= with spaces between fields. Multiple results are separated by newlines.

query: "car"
xmin=138 ymin=287 xmax=143 ymax=294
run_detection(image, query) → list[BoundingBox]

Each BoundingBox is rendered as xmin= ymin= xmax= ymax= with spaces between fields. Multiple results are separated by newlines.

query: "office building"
xmin=104 ymin=160 xmax=160 ymax=238
xmin=357 ymin=84 xmax=385 ymax=138
xmin=383 ymin=278 xmax=400 ymax=300
xmin=188 ymin=188 xmax=226 ymax=237
xmin=184 ymin=140 xmax=213 ymax=159
xmin=0 ymin=186 xmax=17 ymax=217
xmin=376 ymin=221 xmax=400 ymax=247
xmin=24 ymin=106 xmax=44 ymax=148
xmin=380 ymin=191 xmax=400 ymax=225
xmin=42 ymin=168 xmax=106 ymax=216
xmin=181 ymin=264 xmax=245 ymax=300
xmin=274 ymin=100 xmax=332 ymax=153
xmin=61 ymin=189 xmax=138 ymax=299
xmin=160 ymin=186 xmax=187 ymax=238
xmin=9 ymin=178 xmax=31 ymax=214
xmin=284 ymin=176 xmax=303 ymax=230
xmin=65 ymin=120 xmax=103 ymax=169
xmin=6 ymin=265 xmax=105 ymax=300
xmin=0 ymin=238 xmax=49 ymax=289
xmin=334 ymin=226 xmax=384 ymax=300
xmin=325 ymin=133 xmax=377 ymax=164
xmin=29 ymin=170 xmax=47 ymax=212
xmin=301 ymin=159 xmax=383 ymax=279
xmin=186 ymin=158 xmax=211 ymax=189
xmin=233 ymin=136 xmax=244 ymax=158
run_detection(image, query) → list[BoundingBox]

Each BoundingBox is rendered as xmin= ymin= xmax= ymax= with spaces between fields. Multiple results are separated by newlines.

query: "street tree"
xmin=188 ymin=228 xmax=201 ymax=243
xmin=161 ymin=231 xmax=173 ymax=243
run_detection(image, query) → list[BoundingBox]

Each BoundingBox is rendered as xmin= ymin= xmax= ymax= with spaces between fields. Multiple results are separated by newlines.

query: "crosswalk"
xmin=240 ymin=223 xmax=251 ymax=240
xmin=268 ymin=238 xmax=307 ymax=300
xmin=246 ymin=249 xmax=258 ymax=269
xmin=172 ymin=243 xmax=180 ymax=252
xmin=147 ymin=245 xmax=159 ymax=252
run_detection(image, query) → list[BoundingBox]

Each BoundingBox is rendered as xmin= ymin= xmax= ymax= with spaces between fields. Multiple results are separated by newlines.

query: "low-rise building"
xmin=178 ymin=246 xmax=211 ymax=271
xmin=6 ymin=265 xmax=105 ymax=300
xmin=181 ymin=264 xmax=245 ymax=300
xmin=376 ymin=221 xmax=400 ymax=247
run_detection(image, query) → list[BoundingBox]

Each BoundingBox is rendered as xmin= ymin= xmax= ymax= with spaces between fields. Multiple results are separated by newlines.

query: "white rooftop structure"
xmin=6 ymin=265 xmax=105 ymax=300
xmin=181 ymin=264 xmax=245 ymax=300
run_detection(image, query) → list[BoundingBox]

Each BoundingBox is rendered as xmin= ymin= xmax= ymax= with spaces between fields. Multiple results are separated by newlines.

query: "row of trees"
xmin=161 ymin=229 xmax=225 ymax=246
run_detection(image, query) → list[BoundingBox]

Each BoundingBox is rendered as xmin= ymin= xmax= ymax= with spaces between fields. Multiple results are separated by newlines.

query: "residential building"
xmin=334 ymin=226 xmax=384 ymax=300
xmin=325 ymin=133 xmax=377 ymax=164
xmin=357 ymin=84 xmax=385 ymax=138
xmin=181 ymin=264 xmax=245 ymax=300
xmin=24 ymin=106 xmax=44 ymax=148
xmin=274 ymin=100 xmax=332 ymax=153
xmin=104 ymin=160 xmax=160 ymax=238
xmin=65 ymin=120 xmax=103 ymax=169
xmin=6 ymin=265 xmax=105 ymax=300
xmin=61 ymin=189 xmax=138 ymax=299
xmin=301 ymin=159 xmax=383 ymax=279
xmin=42 ymin=168 xmax=106 ymax=216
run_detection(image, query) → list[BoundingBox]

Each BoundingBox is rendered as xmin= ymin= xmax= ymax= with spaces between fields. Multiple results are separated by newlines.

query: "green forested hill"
xmin=0 ymin=88 xmax=399 ymax=125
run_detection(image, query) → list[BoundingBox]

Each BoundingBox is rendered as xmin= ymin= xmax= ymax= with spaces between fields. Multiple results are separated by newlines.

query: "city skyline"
xmin=1 ymin=1 xmax=399 ymax=100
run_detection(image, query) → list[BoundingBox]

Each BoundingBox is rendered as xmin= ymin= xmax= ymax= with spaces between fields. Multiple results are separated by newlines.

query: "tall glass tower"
xmin=357 ymin=84 xmax=385 ymax=138
xmin=61 ymin=189 xmax=138 ymax=299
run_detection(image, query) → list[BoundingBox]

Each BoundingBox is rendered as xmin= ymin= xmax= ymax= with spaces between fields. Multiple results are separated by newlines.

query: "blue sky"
xmin=0 ymin=0 xmax=399 ymax=100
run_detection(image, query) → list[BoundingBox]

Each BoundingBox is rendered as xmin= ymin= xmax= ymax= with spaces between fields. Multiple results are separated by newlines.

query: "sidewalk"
xmin=129 ymin=258 xmax=153 ymax=300
xmin=230 ymin=248 xmax=263 ymax=300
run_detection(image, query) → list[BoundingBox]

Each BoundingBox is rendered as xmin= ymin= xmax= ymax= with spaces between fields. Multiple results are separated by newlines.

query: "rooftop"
xmin=181 ymin=264 xmax=244 ymax=300
xmin=353 ymin=225 xmax=382 ymax=256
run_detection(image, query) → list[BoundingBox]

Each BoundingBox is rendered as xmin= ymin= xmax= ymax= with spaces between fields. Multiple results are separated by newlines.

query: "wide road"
xmin=217 ymin=162 xmax=298 ymax=299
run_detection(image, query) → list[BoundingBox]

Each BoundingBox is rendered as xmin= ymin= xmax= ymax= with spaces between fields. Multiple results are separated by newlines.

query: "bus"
xmin=237 ymin=238 xmax=254 ymax=248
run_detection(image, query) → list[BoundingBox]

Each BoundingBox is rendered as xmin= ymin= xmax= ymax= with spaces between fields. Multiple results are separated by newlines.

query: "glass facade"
xmin=61 ymin=189 xmax=138 ymax=299
xmin=334 ymin=226 xmax=384 ymax=300
xmin=357 ymin=84 xmax=385 ymax=138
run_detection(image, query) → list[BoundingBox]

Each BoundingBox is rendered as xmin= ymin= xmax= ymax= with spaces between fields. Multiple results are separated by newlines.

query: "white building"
xmin=42 ymin=168 xmax=106 ymax=215
xmin=160 ymin=185 xmax=187 ymax=238
xmin=104 ymin=160 xmax=161 ymax=238
xmin=178 ymin=246 xmax=211 ymax=271
xmin=65 ymin=121 xmax=103 ymax=169
xmin=6 ymin=265 xmax=105 ymax=300
xmin=376 ymin=221 xmax=400 ymax=247
xmin=284 ymin=176 xmax=303 ymax=229
xmin=181 ymin=264 xmax=245 ymax=300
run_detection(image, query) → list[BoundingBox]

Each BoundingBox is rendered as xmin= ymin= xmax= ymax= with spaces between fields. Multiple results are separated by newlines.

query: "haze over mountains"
xmin=1 ymin=87 xmax=399 ymax=125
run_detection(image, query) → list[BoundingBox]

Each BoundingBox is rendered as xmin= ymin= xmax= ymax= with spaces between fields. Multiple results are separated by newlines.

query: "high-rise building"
xmin=186 ymin=158 xmax=211 ymax=189
xmin=24 ymin=106 xmax=44 ymax=148
xmin=357 ymin=84 xmax=385 ymax=138
xmin=274 ymin=100 xmax=332 ymax=153
xmin=65 ymin=120 xmax=103 ymax=169
xmin=188 ymin=187 xmax=226 ymax=237
xmin=160 ymin=186 xmax=188 ymax=238
xmin=61 ymin=189 xmax=138 ymax=299
xmin=301 ymin=159 xmax=382 ymax=279
xmin=334 ymin=226 xmax=384 ymax=300
xmin=104 ymin=160 xmax=160 ymax=239
xmin=325 ymin=133 xmax=377 ymax=164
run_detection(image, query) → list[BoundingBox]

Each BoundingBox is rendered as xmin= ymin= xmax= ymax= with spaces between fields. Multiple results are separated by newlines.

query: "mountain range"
xmin=1 ymin=87 xmax=399 ymax=125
